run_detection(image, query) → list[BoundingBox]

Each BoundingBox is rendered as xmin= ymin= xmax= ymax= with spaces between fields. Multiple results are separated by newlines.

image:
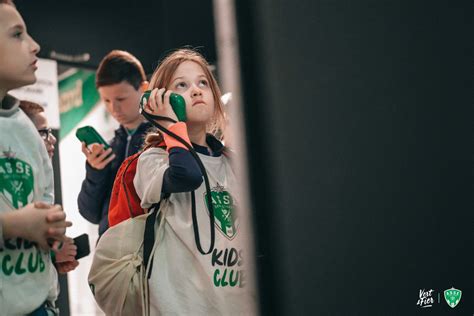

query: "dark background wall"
xmin=15 ymin=0 xmax=216 ymax=74
xmin=236 ymin=0 xmax=473 ymax=315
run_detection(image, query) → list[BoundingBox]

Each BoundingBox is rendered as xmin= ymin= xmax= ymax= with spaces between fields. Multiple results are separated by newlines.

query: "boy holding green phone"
xmin=77 ymin=50 xmax=153 ymax=237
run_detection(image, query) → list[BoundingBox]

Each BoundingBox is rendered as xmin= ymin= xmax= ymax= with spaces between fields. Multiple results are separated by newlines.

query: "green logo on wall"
xmin=59 ymin=69 xmax=100 ymax=139
xmin=0 ymin=151 xmax=34 ymax=209
xmin=204 ymin=183 xmax=238 ymax=240
xmin=444 ymin=287 xmax=462 ymax=308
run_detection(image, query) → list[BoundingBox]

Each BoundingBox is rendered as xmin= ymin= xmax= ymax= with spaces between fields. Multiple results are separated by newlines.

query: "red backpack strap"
xmin=109 ymin=145 xmax=168 ymax=227
xmin=122 ymin=153 xmax=142 ymax=218
xmin=108 ymin=152 xmax=143 ymax=227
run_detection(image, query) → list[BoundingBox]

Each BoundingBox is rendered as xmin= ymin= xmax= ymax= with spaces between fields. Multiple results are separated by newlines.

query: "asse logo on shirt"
xmin=0 ymin=150 xmax=34 ymax=209
xmin=204 ymin=183 xmax=238 ymax=240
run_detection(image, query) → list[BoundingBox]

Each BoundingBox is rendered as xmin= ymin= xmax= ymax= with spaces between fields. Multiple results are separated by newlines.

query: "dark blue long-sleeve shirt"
xmin=161 ymin=134 xmax=224 ymax=193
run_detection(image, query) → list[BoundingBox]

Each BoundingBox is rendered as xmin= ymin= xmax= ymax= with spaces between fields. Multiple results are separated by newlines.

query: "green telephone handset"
xmin=140 ymin=90 xmax=187 ymax=122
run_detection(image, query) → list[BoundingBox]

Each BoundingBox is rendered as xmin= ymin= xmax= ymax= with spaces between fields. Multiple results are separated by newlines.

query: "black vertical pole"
xmin=51 ymin=129 xmax=70 ymax=316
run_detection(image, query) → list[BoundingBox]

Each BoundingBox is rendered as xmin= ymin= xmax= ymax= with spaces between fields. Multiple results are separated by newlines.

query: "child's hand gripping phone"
xmin=73 ymin=233 xmax=90 ymax=260
xmin=75 ymin=126 xmax=110 ymax=149
xmin=76 ymin=126 xmax=114 ymax=170
xmin=140 ymin=90 xmax=187 ymax=122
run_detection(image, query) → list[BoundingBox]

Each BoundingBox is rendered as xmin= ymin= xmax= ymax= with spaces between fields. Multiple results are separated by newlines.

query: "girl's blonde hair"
xmin=144 ymin=48 xmax=225 ymax=148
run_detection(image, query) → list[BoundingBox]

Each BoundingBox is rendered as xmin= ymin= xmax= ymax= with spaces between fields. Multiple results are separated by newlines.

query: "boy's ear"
xmin=139 ymin=81 xmax=149 ymax=92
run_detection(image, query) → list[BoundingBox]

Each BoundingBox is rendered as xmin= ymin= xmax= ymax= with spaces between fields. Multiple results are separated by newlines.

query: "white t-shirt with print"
xmin=135 ymin=147 xmax=256 ymax=315
xmin=0 ymin=96 xmax=58 ymax=315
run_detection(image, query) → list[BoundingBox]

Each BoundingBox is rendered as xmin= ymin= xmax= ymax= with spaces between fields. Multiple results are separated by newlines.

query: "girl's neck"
xmin=187 ymin=124 xmax=208 ymax=147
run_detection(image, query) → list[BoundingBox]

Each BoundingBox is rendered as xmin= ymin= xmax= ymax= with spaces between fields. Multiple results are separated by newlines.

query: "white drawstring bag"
xmin=88 ymin=203 xmax=166 ymax=316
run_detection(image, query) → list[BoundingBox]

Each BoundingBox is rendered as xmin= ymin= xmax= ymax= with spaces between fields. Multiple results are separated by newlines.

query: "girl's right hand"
xmin=146 ymin=88 xmax=179 ymax=128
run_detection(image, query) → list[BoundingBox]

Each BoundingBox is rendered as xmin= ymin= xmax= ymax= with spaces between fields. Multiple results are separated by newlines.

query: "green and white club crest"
xmin=204 ymin=183 xmax=238 ymax=240
xmin=444 ymin=287 xmax=462 ymax=308
xmin=0 ymin=150 xmax=34 ymax=209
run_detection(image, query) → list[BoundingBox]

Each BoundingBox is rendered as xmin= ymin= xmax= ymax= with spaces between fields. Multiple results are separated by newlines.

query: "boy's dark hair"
xmin=96 ymin=50 xmax=146 ymax=90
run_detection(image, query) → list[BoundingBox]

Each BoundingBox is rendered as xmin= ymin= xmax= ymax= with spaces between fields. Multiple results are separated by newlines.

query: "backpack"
xmin=108 ymin=151 xmax=145 ymax=227
xmin=89 ymin=203 xmax=165 ymax=316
